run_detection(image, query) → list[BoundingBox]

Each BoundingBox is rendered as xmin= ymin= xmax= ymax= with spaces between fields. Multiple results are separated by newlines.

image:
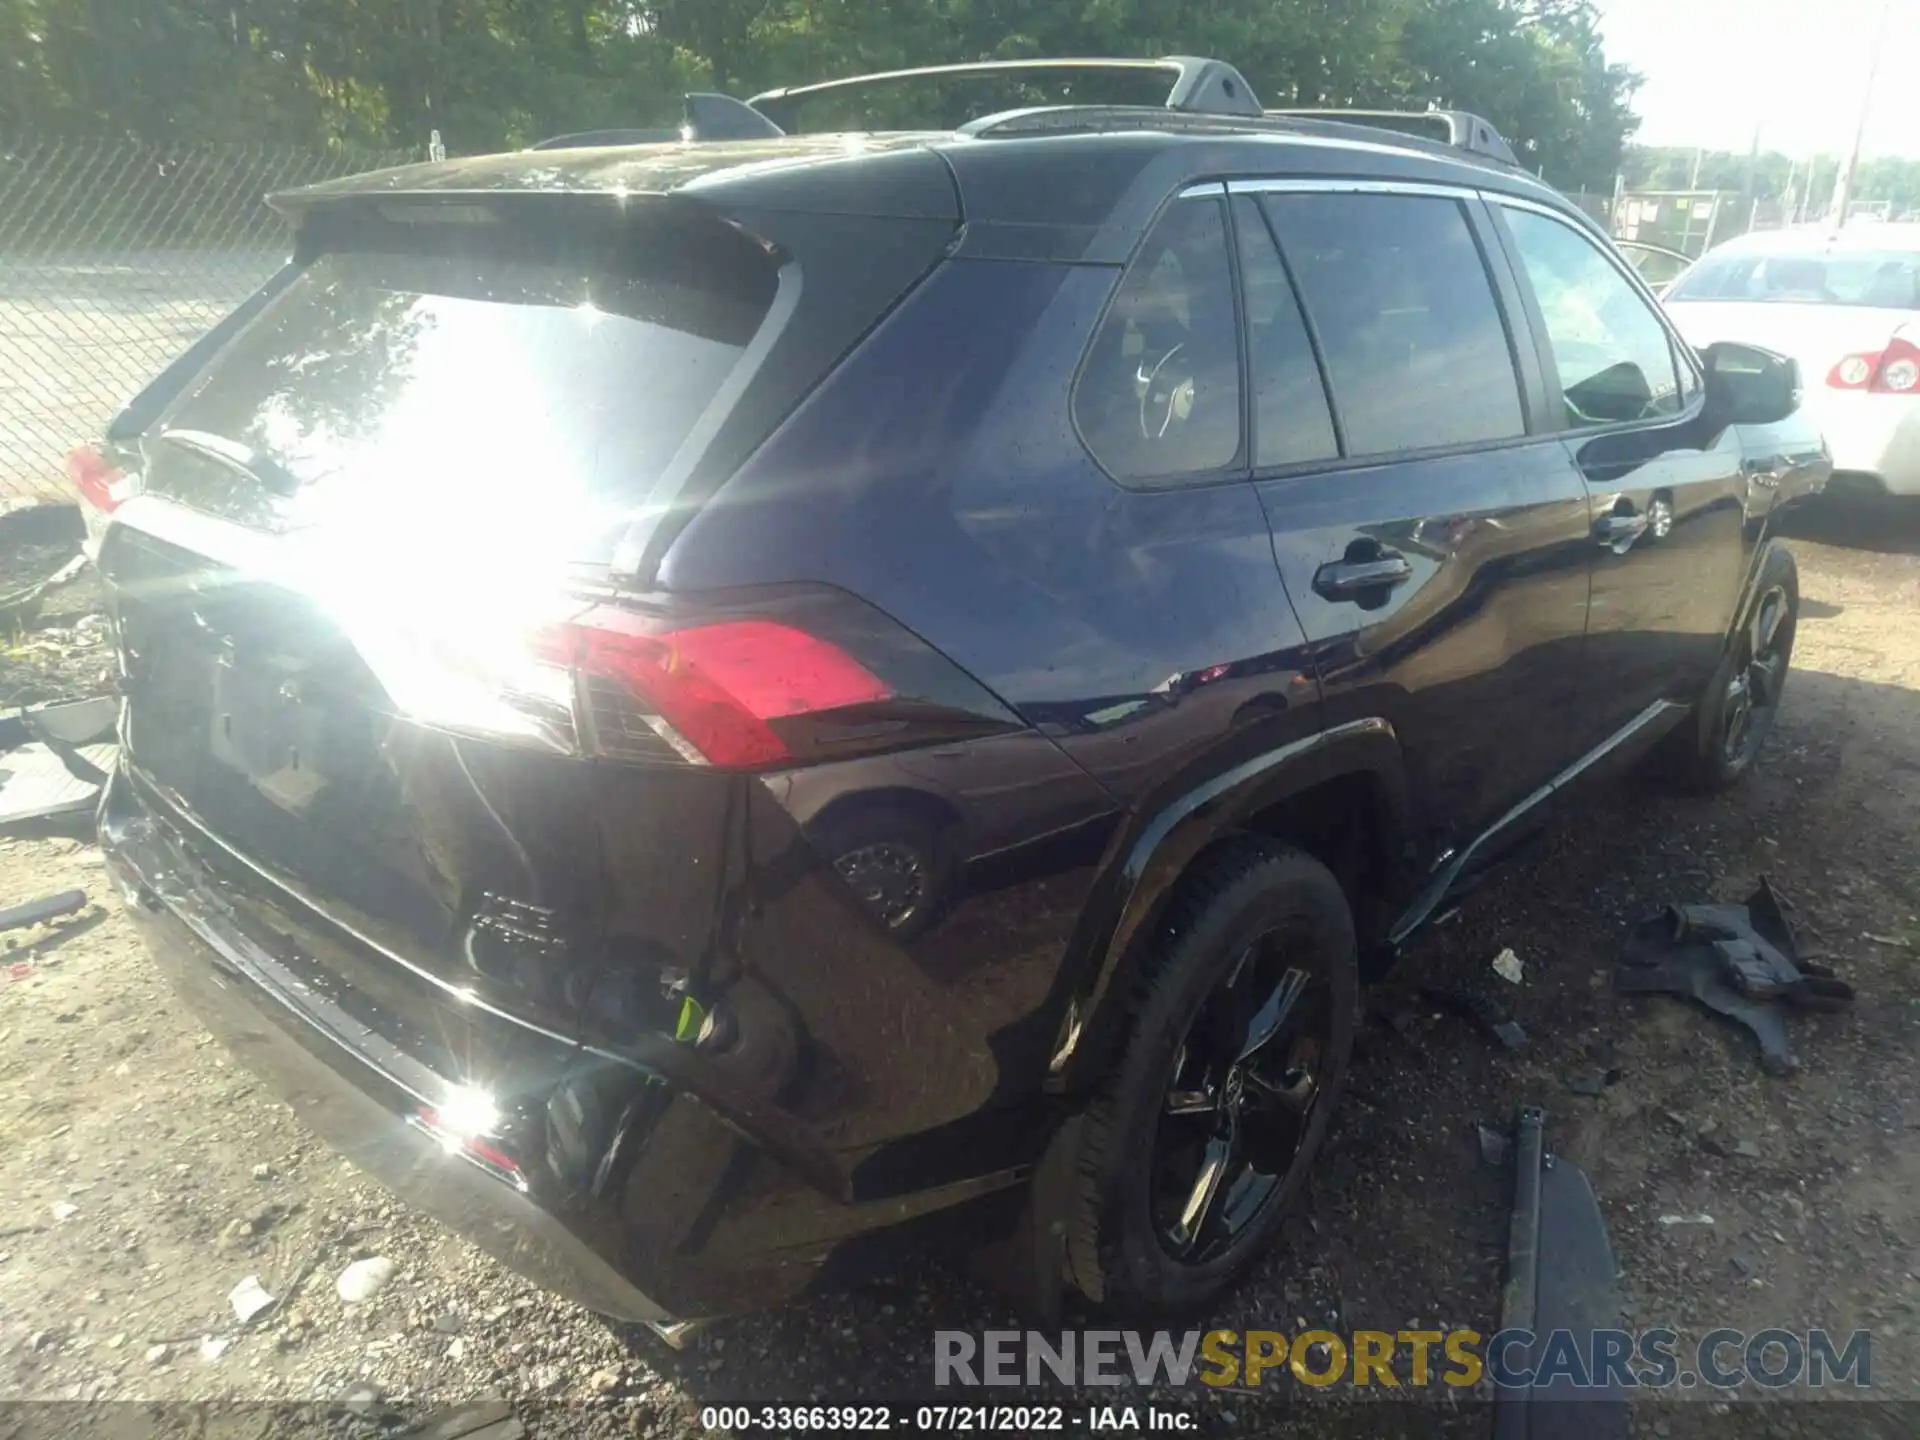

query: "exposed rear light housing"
xmin=1826 ymin=336 xmax=1920 ymax=393
xmin=68 ymin=445 xmax=134 ymax=512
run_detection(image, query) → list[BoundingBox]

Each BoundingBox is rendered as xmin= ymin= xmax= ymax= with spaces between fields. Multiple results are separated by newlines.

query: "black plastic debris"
xmin=1559 ymin=1068 xmax=1620 ymax=1097
xmin=1494 ymin=1107 xmax=1628 ymax=1440
xmin=0 ymin=889 xmax=85 ymax=933
xmin=1419 ymin=984 xmax=1529 ymax=1051
xmin=1616 ymin=878 xmax=1853 ymax=1075
xmin=1478 ymin=1122 xmax=1513 ymax=1167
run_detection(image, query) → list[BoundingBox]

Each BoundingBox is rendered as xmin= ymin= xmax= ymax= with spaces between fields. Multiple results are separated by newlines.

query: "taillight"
xmin=326 ymin=579 xmax=1014 ymax=771
xmin=542 ymin=610 xmax=893 ymax=770
xmin=67 ymin=445 xmax=127 ymax=511
xmin=1826 ymin=336 xmax=1920 ymax=393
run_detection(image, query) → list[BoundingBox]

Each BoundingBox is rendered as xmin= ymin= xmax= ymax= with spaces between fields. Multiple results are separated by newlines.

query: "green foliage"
xmin=0 ymin=0 xmax=1640 ymax=184
xmin=1624 ymin=144 xmax=1920 ymax=216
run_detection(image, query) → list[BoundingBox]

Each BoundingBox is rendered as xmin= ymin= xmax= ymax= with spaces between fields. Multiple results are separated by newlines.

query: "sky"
xmin=1594 ymin=0 xmax=1920 ymax=159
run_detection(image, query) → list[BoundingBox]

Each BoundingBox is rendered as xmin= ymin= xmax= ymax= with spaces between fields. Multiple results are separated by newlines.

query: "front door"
xmin=1237 ymin=185 xmax=1595 ymax=865
xmin=1488 ymin=200 xmax=1752 ymax=762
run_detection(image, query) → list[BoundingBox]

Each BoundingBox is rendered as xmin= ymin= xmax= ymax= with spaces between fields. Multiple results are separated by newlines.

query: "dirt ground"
xmin=1 ymin=497 xmax=1917 ymax=1437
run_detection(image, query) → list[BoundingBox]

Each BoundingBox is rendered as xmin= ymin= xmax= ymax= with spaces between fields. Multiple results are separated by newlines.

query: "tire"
xmin=1670 ymin=544 xmax=1798 ymax=792
xmin=1064 ymin=840 xmax=1358 ymax=1316
xmin=1647 ymin=493 xmax=1674 ymax=541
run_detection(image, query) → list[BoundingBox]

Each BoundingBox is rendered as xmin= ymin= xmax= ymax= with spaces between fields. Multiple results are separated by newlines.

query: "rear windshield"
xmin=159 ymin=219 xmax=778 ymax=535
xmin=1668 ymin=246 xmax=1920 ymax=309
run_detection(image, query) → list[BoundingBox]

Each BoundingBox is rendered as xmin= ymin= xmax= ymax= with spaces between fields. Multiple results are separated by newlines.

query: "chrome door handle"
xmin=1312 ymin=554 xmax=1413 ymax=600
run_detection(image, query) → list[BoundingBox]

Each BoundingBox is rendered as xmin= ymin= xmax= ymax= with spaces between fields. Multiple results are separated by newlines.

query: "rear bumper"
xmin=100 ymin=766 xmax=696 ymax=1331
xmin=1807 ymin=392 xmax=1920 ymax=494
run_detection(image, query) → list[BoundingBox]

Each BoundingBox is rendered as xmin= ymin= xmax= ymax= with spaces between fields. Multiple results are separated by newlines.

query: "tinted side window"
xmin=1075 ymin=196 xmax=1242 ymax=484
xmin=1233 ymin=197 xmax=1338 ymax=469
xmin=1502 ymin=207 xmax=1683 ymax=428
xmin=1262 ymin=192 xmax=1524 ymax=456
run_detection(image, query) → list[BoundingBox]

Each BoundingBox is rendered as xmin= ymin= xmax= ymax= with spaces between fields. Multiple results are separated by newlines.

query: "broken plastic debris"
xmin=198 ymin=1334 xmax=231 ymax=1362
xmin=1491 ymin=948 xmax=1524 ymax=984
xmin=48 ymin=1201 xmax=78 ymax=1222
xmin=229 ymin=1275 xmax=275 ymax=1324
xmin=1477 ymin=1123 xmax=1512 ymax=1167
xmin=1561 ymin=1065 xmax=1624 ymax=1097
xmin=1658 ymin=1213 xmax=1715 ymax=1227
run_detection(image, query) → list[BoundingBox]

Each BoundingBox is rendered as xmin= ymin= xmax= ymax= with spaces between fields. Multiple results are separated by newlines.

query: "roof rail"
xmin=1265 ymin=108 xmax=1518 ymax=165
xmin=747 ymin=56 xmax=1263 ymax=132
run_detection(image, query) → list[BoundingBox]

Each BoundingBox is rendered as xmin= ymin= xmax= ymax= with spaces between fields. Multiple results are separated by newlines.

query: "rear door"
xmin=1243 ymin=183 xmax=1593 ymax=864
xmin=1489 ymin=199 xmax=1751 ymax=760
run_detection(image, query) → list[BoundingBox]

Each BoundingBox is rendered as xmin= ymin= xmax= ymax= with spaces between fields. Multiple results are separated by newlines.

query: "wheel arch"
xmin=1045 ymin=718 xmax=1415 ymax=1095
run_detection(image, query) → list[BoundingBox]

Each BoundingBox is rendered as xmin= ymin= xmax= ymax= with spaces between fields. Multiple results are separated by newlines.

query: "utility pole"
xmin=1829 ymin=0 xmax=1895 ymax=227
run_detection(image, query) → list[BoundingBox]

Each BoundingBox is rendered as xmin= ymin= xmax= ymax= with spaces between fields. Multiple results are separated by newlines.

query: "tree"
xmin=0 ymin=0 xmax=1644 ymax=181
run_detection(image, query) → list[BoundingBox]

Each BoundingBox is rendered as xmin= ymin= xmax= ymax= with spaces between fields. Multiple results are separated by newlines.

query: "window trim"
xmin=1484 ymin=195 xmax=1708 ymax=440
xmin=1229 ymin=193 xmax=1346 ymax=465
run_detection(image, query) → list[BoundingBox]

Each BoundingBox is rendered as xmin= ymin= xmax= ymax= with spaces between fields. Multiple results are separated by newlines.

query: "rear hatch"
xmin=100 ymin=159 xmax=970 ymax=1045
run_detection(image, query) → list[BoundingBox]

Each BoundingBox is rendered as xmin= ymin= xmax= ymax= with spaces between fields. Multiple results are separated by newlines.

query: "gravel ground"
xmin=0 ymin=497 xmax=1917 ymax=1437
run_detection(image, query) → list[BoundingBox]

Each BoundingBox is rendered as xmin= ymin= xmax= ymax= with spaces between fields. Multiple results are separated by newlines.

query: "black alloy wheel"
xmin=1152 ymin=928 xmax=1331 ymax=1262
xmin=1065 ymin=842 xmax=1357 ymax=1314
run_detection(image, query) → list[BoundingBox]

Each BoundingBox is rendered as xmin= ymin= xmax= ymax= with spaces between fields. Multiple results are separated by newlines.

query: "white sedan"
xmin=1662 ymin=224 xmax=1920 ymax=495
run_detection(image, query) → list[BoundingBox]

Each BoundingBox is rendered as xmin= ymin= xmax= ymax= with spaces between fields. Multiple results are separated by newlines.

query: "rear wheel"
xmin=1671 ymin=545 xmax=1798 ymax=792
xmin=1065 ymin=842 xmax=1356 ymax=1315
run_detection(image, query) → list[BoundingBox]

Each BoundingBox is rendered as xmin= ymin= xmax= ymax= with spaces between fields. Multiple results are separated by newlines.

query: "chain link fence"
xmin=0 ymin=138 xmax=419 ymax=512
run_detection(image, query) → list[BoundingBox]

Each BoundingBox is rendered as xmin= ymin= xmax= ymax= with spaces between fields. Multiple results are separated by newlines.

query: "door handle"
xmin=1312 ymin=554 xmax=1414 ymax=601
xmin=1594 ymin=513 xmax=1649 ymax=547
xmin=1743 ymin=459 xmax=1787 ymax=488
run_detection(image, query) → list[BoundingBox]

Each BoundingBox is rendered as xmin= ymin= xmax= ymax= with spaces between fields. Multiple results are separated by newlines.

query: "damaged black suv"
xmin=92 ymin=57 xmax=1813 ymax=1333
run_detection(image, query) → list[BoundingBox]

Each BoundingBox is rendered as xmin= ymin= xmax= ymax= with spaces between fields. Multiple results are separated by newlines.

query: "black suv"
xmin=92 ymin=57 xmax=1807 ymax=1333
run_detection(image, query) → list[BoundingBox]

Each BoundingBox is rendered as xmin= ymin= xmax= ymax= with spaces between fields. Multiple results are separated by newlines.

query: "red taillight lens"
xmin=545 ymin=610 xmax=892 ymax=769
xmin=1827 ymin=337 xmax=1920 ymax=393
xmin=1874 ymin=337 xmax=1920 ymax=393
xmin=67 ymin=445 xmax=123 ymax=511
xmin=1828 ymin=353 xmax=1876 ymax=389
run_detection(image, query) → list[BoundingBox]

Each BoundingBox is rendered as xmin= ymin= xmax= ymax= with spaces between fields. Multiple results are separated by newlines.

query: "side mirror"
xmin=1701 ymin=341 xmax=1800 ymax=427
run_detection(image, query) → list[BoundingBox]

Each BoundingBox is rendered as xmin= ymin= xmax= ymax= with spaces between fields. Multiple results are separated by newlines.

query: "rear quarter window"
xmin=1072 ymin=195 xmax=1244 ymax=484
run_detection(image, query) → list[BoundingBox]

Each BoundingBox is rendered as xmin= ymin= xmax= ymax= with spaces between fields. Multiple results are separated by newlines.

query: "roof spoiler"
xmin=528 ymin=93 xmax=784 ymax=151
xmin=1265 ymin=107 xmax=1518 ymax=165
